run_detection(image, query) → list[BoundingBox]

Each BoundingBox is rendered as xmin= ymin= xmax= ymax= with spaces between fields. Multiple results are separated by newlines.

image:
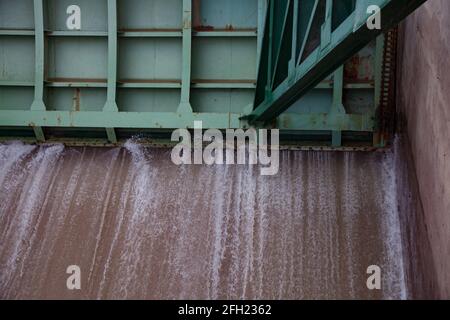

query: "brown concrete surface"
xmin=397 ymin=0 xmax=450 ymax=299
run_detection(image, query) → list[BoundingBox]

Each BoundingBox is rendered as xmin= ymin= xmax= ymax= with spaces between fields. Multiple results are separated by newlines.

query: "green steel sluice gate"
xmin=0 ymin=0 xmax=426 ymax=148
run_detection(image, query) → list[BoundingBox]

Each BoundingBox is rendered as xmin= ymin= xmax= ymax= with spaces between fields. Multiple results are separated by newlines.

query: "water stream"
xmin=0 ymin=141 xmax=407 ymax=299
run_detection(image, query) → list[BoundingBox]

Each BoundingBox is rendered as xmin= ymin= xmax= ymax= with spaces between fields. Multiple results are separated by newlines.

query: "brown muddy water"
xmin=0 ymin=141 xmax=409 ymax=299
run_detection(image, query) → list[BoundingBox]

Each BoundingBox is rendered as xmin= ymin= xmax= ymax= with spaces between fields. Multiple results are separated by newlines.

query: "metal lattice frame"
xmin=247 ymin=0 xmax=427 ymax=146
xmin=0 ymin=0 xmax=427 ymax=147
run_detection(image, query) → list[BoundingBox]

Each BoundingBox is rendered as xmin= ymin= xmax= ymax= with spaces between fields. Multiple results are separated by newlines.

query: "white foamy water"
xmin=0 ymin=141 xmax=408 ymax=299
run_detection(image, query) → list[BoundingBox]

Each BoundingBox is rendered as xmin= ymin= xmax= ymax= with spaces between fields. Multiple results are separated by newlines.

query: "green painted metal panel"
xmin=0 ymin=0 xmax=423 ymax=147
xmin=118 ymin=0 xmax=183 ymax=30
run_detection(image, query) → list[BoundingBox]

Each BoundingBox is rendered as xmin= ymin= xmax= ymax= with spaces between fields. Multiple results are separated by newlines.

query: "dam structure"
xmin=0 ymin=0 xmax=448 ymax=299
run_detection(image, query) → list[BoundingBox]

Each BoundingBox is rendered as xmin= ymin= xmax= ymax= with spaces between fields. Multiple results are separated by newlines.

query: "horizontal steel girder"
xmin=247 ymin=0 xmax=428 ymax=124
xmin=0 ymin=111 xmax=243 ymax=129
xmin=0 ymin=110 xmax=373 ymax=132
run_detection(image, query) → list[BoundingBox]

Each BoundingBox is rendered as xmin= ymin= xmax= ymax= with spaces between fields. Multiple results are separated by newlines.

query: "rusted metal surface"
xmin=344 ymin=53 xmax=375 ymax=82
xmin=46 ymin=78 xmax=108 ymax=83
xmin=118 ymin=79 xmax=182 ymax=84
xmin=118 ymin=28 xmax=183 ymax=32
xmin=379 ymin=28 xmax=398 ymax=145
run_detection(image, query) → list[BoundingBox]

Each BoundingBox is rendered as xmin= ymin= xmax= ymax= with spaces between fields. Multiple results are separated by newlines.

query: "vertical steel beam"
xmin=321 ymin=0 xmax=333 ymax=50
xmin=317 ymin=0 xmax=344 ymax=146
xmin=257 ymin=0 xmax=267 ymax=69
xmin=331 ymin=66 xmax=346 ymax=147
xmin=324 ymin=0 xmax=343 ymax=147
xmin=104 ymin=0 xmax=119 ymax=143
xmin=265 ymin=0 xmax=275 ymax=99
xmin=270 ymin=0 xmax=292 ymax=88
xmin=289 ymin=0 xmax=299 ymax=83
xmin=31 ymin=0 xmax=46 ymax=141
xmin=296 ymin=0 xmax=319 ymax=66
xmin=178 ymin=0 xmax=193 ymax=113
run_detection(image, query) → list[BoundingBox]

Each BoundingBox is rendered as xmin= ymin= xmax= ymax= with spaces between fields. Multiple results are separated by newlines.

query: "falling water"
xmin=0 ymin=141 xmax=408 ymax=299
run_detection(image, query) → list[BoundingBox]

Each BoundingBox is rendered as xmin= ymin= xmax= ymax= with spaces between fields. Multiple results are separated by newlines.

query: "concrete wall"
xmin=395 ymin=136 xmax=439 ymax=299
xmin=397 ymin=0 xmax=450 ymax=299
